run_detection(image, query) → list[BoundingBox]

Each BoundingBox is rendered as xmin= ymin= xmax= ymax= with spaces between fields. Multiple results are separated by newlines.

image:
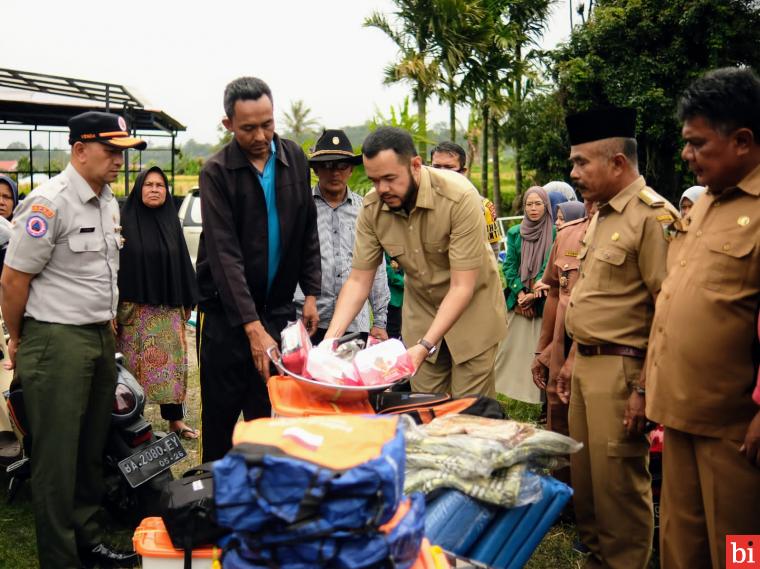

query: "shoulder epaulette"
xmin=638 ymin=187 xmax=680 ymax=218
xmin=637 ymin=187 xmax=665 ymax=208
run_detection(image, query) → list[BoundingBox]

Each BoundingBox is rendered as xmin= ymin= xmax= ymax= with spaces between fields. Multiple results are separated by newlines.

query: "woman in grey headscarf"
xmin=0 ymin=175 xmax=18 ymax=274
xmin=494 ymin=186 xmax=557 ymax=404
xmin=555 ymin=201 xmax=587 ymax=228
xmin=679 ymin=185 xmax=706 ymax=217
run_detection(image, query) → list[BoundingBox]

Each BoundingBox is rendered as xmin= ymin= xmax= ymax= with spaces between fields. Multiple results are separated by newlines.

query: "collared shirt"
xmin=5 ymin=163 xmax=120 ymax=325
xmin=536 ymin=217 xmax=589 ymax=380
xmin=294 ymin=185 xmax=390 ymax=333
xmin=351 ymin=166 xmax=507 ymax=363
xmin=646 ymin=165 xmax=760 ymax=440
xmin=565 ymin=176 xmax=675 ymax=350
xmin=257 ymin=139 xmax=280 ymax=293
xmin=196 ymin=135 xmax=320 ymax=329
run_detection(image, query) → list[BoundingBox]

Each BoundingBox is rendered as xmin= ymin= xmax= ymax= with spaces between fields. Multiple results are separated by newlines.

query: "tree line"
xmin=369 ymin=0 xmax=760 ymax=214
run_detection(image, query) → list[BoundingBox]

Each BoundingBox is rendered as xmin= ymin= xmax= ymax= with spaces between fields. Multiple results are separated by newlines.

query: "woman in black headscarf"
xmin=116 ymin=166 xmax=199 ymax=438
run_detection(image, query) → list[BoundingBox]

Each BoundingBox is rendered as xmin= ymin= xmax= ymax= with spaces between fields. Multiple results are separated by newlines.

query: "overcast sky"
xmin=0 ymin=0 xmax=572 ymax=147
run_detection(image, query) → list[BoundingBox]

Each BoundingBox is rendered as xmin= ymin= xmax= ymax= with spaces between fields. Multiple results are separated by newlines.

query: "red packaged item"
xmin=306 ymin=346 xmax=362 ymax=386
xmin=353 ymin=339 xmax=415 ymax=386
xmin=280 ymin=320 xmax=312 ymax=375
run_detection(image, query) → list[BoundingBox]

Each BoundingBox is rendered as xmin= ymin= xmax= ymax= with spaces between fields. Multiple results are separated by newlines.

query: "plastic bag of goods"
xmin=354 ymin=339 xmax=415 ymax=386
xmin=280 ymin=320 xmax=312 ymax=375
xmin=306 ymin=346 xmax=362 ymax=386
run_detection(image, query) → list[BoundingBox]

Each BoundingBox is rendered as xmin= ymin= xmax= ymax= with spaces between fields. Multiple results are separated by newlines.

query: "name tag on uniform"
xmin=565 ymin=250 xmax=579 ymax=257
xmin=79 ymin=227 xmax=95 ymax=233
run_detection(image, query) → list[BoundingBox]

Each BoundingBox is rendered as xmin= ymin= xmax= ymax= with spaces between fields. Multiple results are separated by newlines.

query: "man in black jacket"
xmin=196 ymin=77 xmax=321 ymax=461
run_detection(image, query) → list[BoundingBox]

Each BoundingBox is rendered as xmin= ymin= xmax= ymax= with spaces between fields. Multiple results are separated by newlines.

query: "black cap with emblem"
xmin=308 ymin=129 xmax=362 ymax=165
xmin=68 ymin=111 xmax=147 ymax=150
xmin=565 ymin=107 xmax=637 ymax=146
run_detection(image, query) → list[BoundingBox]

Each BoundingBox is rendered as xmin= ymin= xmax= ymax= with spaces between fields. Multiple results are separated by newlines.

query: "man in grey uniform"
xmin=1 ymin=111 xmax=144 ymax=569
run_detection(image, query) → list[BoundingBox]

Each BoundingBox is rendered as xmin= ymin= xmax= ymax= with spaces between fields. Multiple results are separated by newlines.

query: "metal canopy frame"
xmin=0 ymin=67 xmax=186 ymax=193
xmin=0 ymin=68 xmax=142 ymax=110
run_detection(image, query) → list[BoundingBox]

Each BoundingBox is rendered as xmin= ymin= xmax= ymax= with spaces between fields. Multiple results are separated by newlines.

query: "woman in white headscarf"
xmin=543 ymin=180 xmax=577 ymax=202
xmin=679 ymin=185 xmax=706 ymax=217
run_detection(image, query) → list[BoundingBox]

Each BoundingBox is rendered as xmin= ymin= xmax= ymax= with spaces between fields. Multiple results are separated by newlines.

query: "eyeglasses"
xmin=318 ymin=161 xmax=352 ymax=172
xmin=432 ymin=164 xmax=465 ymax=173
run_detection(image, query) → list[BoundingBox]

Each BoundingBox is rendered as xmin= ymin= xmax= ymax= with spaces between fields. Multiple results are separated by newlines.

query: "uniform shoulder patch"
xmin=25 ymin=215 xmax=48 ymax=238
xmin=31 ymin=204 xmax=56 ymax=218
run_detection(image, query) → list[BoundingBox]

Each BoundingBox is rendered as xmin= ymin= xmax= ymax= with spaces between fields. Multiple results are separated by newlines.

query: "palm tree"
xmin=365 ymin=1 xmax=439 ymax=157
xmin=501 ymin=0 xmax=555 ymax=211
xmin=460 ymin=1 xmax=513 ymax=208
xmin=460 ymin=0 xmax=554 ymax=214
xmin=370 ymin=97 xmax=435 ymax=151
xmin=281 ymin=100 xmax=320 ymax=144
xmin=428 ymin=0 xmax=490 ymax=140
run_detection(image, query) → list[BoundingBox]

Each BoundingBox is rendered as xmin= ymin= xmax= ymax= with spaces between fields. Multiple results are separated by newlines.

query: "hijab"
xmin=118 ymin=167 xmax=198 ymax=307
xmin=557 ymin=201 xmax=587 ymax=224
xmin=543 ymin=180 xmax=577 ymax=202
xmin=519 ymin=186 xmax=554 ymax=284
xmin=548 ymin=191 xmax=569 ymax=221
xmin=679 ymin=185 xmax=706 ymax=211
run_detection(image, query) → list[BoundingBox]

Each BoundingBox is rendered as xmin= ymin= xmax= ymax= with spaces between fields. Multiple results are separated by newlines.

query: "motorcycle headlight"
xmin=113 ymin=383 xmax=137 ymax=415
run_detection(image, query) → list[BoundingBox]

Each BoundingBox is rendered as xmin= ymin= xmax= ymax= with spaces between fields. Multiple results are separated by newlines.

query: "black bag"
xmin=373 ymin=392 xmax=505 ymax=424
xmin=159 ymin=463 xmax=228 ymax=569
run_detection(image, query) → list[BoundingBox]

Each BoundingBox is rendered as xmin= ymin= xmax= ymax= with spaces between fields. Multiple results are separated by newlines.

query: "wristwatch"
xmin=417 ymin=338 xmax=437 ymax=356
xmin=634 ymin=385 xmax=646 ymax=395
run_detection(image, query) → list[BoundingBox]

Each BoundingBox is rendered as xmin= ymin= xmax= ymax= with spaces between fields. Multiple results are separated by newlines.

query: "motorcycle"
xmin=4 ymin=354 xmax=187 ymax=525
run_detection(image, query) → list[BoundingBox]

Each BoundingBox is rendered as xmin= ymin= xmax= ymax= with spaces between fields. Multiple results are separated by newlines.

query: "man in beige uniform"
xmin=325 ymin=127 xmax=507 ymax=396
xmin=561 ymin=107 xmax=677 ymax=569
xmin=646 ymin=68 xmax=760 ymax=569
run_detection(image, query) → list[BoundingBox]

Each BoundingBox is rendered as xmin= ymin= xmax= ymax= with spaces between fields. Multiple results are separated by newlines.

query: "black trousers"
xmin=198 ymin=309 xmax=286 ymax=462
xmin=160 ymin=403 xmax=184 ymax=422
xmin=386 ymin=305 xmax=402 ymax=340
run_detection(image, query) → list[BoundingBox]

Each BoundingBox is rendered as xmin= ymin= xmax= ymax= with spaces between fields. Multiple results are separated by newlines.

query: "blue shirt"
xmin=257 ymin=140 xmax=280 ymax=293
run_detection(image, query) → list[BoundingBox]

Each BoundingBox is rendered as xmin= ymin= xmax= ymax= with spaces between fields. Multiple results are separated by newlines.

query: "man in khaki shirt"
xmin=645 ymin=68 xmax=760 ymax=569
xmin=325 ymin=127 xmax=507 ymax=396
xmin=561 ymin=107 xmax=676 ymax=569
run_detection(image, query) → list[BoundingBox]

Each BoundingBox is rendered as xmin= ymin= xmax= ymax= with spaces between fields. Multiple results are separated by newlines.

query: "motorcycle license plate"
xmin=118 ymin=432 xmax=187 ymax=488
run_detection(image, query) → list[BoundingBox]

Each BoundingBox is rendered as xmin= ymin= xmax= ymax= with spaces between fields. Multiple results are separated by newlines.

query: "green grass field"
xmin=0 ymin=327 xmax=658 ymax=569
xmin=0 ymin=363 xmax=588 ymax=568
